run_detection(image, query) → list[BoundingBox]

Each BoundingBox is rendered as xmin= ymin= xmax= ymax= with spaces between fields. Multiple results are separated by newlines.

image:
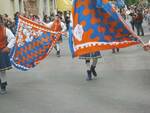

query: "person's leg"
xmin=91 ymin=58 xmax=98 ymax=77
xmin=56 ymin=43 xmax=60 ymax=57
xmin=117 ymin=48 xmax=119 ymax=52
xmin=131 ymin=22 xmax=134 ymax=31
xmin=0 ymin=74 xmax=2 ymax=87
xmin=85 ymin=59 xmax=92 ymax=80
xmin=112 ymin=48 xmax=115 ymax=53
xmin=140 ymin=23 xmax=144 ymax=36
xmin=54 ymin=45 xmax=57 ymax=51
xmin=136 ymin=24 xmax=140 ymax=36
xmin=132 ymin=23 xmax=135 ymax=31
xmin=0 ymin=71 xmax=7 ymax=94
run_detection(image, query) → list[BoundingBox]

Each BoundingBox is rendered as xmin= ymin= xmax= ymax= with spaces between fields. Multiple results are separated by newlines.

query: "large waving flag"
xmin=10 ymin=16 xmax=62 ymax=71
xmin=69 ymin=0 xmax=143 ymax=57
xmin=115 ymin=0 xmax=125 ymax=9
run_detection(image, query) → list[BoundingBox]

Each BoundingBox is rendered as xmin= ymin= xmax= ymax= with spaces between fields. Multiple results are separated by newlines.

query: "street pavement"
xmin=0 ymin=24 xmax=150 ymax=113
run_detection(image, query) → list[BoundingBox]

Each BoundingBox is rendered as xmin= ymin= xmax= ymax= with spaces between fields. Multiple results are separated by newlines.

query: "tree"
xmin=124 ymin=0 xmax=139 ymax=5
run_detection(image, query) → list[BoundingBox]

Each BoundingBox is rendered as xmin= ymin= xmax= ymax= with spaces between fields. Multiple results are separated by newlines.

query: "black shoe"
xmin=86 ymin=70 xmax=92 ymax=80
xmin=117 ymin=48 xmax=119 ymax=52
xmin=0 ymin=89 xmax=7 ymax=95
xmin=0 ymin=82 xmax=7 ymax=95
xmin=112 ymin=49 xmax=115 ymax=53
xmin=91 ymin=65 xmax=97 ymax=77
xmin=56 ymin=51 xmax=60 ymax=57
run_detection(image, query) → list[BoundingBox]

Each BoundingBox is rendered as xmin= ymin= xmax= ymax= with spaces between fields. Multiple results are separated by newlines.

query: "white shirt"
xmin=6 ymin=28 xmax=16 ymax=49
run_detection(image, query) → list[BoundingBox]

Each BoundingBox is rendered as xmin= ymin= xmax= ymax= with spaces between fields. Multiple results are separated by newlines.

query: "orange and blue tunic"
xmin=0 ymin=26 xmax=11 ymax=71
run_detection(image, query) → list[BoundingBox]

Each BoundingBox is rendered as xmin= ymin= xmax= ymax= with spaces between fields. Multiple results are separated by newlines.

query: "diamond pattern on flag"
xmin=10 ymin=16 xmax=62 ymax=71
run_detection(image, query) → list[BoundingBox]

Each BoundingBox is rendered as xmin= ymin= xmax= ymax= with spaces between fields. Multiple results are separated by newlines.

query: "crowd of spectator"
xmin=114 ymin=4 xmax=150 ymax=36
xmin=0 ymin=10 xmax=71 ymax=35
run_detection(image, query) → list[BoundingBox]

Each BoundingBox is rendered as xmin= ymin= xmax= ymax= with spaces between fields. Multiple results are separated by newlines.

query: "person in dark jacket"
xmin=135 ymin=10 xmax=144 ymax=36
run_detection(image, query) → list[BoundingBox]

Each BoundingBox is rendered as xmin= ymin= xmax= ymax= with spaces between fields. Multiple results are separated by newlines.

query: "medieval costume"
xmin=79 ymin=52 xmax=102 ymax=80
xmin=69 ymin=0 xmax=142 ymax=81
xmin=46 ymin=15 xmax=66 ymax=57
xmin=0 ymin=21 xmax=16 ymax=94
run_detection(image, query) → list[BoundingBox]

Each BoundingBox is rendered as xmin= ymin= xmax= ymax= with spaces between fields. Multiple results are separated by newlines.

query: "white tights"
xmin=0 ymin=71 xmax=7 ymax=83
xmin=56 ymin=43 xmax=60 ymax=51
xmin=85 ymin=58 xmax=98 ymax=70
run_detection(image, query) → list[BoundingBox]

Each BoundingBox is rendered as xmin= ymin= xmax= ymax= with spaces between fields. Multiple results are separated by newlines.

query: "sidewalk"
xmin=145 ymin=32 xmax=150 ymax=36
xmin=143 ymin=20 xmax=150 ymax=36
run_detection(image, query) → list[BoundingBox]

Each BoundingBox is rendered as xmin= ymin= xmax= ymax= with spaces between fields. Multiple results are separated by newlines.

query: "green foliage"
xmin=124 ymin=0 xmax=139 ymax=5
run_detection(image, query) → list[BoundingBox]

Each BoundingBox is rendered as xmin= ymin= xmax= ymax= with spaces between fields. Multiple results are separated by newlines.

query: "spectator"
xmin=135 ymin=10 xmax=144 ymax=36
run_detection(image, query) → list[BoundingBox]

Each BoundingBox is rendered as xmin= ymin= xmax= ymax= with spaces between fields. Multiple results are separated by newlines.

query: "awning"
xmin=56 ymin=0 xmax=72 ymax=11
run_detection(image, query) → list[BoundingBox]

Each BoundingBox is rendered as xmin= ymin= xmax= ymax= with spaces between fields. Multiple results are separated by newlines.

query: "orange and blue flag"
xmin=10 ymin=16 xmax=62 ymax=71
xmin=69 ymin=0 xmax=142 ymax=57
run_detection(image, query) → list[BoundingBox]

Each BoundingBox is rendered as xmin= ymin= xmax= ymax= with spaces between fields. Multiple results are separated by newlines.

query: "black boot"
xmin=91 ymin=65 xmax=97 ymax=77
xmin=117 ymin=48 xmax=119 ymax=52
xmin=0 ymin=82 xmax=7 ymax=94
xmin=112 ymin=48 xmax=115 ymax=53
xmin=86 ymin=70 xmax=92 ymax=80
xmin=0 ymin=79 xmax=1 ymax=86
xmin=56 ymin=51 xmax=60 ymax=57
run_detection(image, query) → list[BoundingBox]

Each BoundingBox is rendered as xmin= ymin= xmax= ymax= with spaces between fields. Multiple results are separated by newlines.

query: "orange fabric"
xmin=0 ymin=26 xmax=7 ymax=49
xmin=74 ymin=41 xmax=140 ymax=57
xmin=102 ymin=0 xmax=108 ymax=4
xmin=50 ymin=20 xmax=62 ymax=32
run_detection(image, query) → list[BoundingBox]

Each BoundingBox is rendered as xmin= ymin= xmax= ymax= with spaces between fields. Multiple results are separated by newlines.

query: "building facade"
xmin=0 ymin=0 xmax=24 ymax=18
xmin=0 ymin=0 xmax=57 ymax=18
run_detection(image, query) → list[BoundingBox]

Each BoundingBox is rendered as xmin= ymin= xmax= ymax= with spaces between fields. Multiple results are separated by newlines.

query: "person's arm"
xmin=61 ymin=22 xmax=66 ymax=32
xmin=45 ymin=22 xmax=53 ymax=28
xmin=6 ymin=28 xmax=16 ymax=49
xmin=2 ymin=28 xmax=16 ymax=53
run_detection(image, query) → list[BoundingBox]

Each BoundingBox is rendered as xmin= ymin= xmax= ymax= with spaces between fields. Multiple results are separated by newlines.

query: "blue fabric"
xmin=115 ymin=0 xmax=125 ymax=9
xmin=96 ymin=0 xmax=103 ymax=8
xmin=68 ymin=26 xmax=74 ymax=57
xmin=69 ymin=0 xmax=141 ymax=57
xmin=79 ymin=51 xmax=102 ymax=59
xmin=0 ymin=51 xmax=12 ymax=71
xmin=10 ymin=16 xmax=63 ymax=71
